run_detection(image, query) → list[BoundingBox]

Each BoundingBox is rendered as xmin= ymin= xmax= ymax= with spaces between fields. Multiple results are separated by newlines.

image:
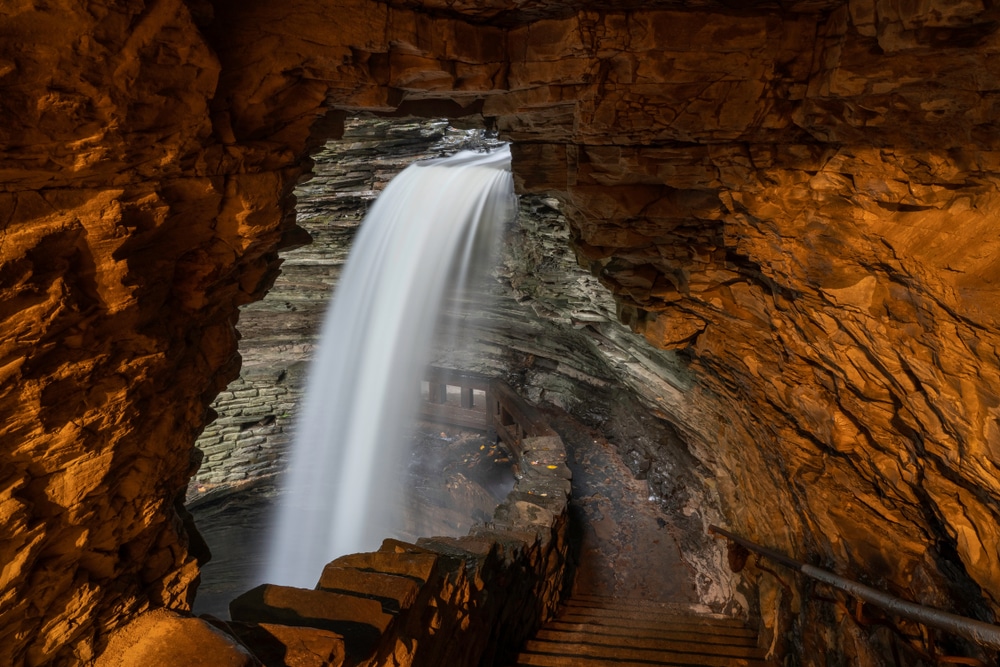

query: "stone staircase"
xmin=198 ymin=389 xmax=774 ymax=667
xmin=510 ymin=595 xmax=773 ymax=667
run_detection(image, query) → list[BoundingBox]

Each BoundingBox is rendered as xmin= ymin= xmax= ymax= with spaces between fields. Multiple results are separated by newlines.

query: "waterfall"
xmin=264 ymin=145 xmax=515 ymax=588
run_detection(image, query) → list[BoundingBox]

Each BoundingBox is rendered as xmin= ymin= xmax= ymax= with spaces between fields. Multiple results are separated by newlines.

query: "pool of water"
xmin=190 ymin=423 xmax=514 ymax=618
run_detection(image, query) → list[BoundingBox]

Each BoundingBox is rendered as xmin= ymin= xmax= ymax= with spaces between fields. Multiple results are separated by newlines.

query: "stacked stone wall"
xmin=190 ymin=374 xmax=297 ymax=495
xmin=190 ymin=120 xmax=487 ymax=497
xmin=224 ymin=425 xmax=573 ymax=667
xmin=114 ymin=399 xmax=573 ymax=667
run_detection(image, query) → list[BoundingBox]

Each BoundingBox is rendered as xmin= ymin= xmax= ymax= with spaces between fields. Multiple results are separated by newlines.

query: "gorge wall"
xmin=2 ymin=0 xmax=1000 ymax=664
xmin=188 ymin=118 xmax=481 ymax=496
xmin=187 ymin=115 xmax=734 ymax=614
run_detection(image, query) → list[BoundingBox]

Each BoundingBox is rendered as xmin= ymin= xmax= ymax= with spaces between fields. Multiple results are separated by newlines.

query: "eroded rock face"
xmin=189 ymin=118 xmax=489 ymax=497
xmin=3 ymin=0 xmax=1000 ymax=664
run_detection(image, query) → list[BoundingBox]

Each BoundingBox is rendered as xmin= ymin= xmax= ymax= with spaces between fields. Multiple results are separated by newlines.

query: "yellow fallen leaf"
xmin=546 ymin=465 xmax=558 ymax=470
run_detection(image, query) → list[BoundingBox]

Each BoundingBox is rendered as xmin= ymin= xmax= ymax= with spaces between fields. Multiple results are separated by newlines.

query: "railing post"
xmin=429 ymin=382 xmax=446 ymax=404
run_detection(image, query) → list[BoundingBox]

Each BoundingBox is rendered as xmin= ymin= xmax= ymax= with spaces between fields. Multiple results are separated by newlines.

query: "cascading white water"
xmin=264 ymin=145 xmax=515 ymax=588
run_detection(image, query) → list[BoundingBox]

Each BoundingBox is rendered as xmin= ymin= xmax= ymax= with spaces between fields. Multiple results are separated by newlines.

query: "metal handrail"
xmin=708 ymin=525 xmax=1000 ymax=652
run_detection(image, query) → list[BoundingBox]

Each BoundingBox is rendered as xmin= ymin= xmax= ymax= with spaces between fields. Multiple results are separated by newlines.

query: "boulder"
xmin=94 ymin=610 xmax=258 ymax=667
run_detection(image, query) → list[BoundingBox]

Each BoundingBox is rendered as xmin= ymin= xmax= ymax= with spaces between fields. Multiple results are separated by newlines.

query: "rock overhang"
xmin=3 ymin=0 xmax=1000 ymax=663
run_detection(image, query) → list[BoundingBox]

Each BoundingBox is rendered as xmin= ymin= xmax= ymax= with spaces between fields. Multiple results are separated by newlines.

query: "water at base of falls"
xmin=264 ymin=145 xmax=515 ymax=588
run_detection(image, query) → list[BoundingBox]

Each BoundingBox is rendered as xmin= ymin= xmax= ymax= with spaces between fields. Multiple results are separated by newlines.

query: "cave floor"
xmin=540 ymin=406 xmax=699 ymax=603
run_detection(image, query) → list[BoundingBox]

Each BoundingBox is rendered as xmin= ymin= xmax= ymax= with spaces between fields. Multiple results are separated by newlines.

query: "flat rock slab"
xmin=328 ymin=549 xmax=438 ymax=584
xmin=495 ymin=500 xmax=556 ymax=529
xmin=522 ymin=436 xmax=566 ymax=455
xmin=220 ymin=621 xmax=347 ymax=667
xmin=316 ymin=566 xmax=420 ymax=614
xmin=230 ymin=584 xmax=391 ymax=660
xmin=417 ymin=534 xmax=498 ymax=559
xmin=94 ymin=610 xmax=259 ymax=667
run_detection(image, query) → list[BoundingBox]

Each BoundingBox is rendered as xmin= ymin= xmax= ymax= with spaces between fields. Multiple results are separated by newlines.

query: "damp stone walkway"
xmin=507 ymin=408 xmax=774 ymax=666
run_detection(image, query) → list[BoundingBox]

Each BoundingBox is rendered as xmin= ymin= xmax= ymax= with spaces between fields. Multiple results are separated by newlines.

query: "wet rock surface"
xmin=401 ymin=424 xmax=515 ymax=541
xmin=5 ymin=1 xmax=1000 ymax=664
xmin=542 ymin=406 xmax=700 ymax=604
xmin=189 ymin=421 xmax=514 ymax=619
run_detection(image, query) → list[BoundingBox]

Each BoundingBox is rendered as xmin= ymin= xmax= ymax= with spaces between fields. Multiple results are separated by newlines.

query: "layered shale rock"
xmin=191 ymin=115 xmax=733 ymax=610
xmin=189 ymin=118 xmax=487 ymax=496
xmin=3 ymin=0 xmax=1000 ymax=664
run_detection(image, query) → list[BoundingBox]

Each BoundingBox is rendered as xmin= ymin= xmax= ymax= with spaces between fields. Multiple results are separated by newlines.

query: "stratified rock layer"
xmin=189 ymin=118 xmax=487 ymax=495
xmin=186 ymin=116 xmax=731 ymax=622
xmin=3 ymin=0 xmax=1000 ymax=664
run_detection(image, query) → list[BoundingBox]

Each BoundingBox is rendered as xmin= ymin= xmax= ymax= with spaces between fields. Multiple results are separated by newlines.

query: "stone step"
xmin=524 ymin=636 xmax=769 ymax=661
xmin=570 ymin=594 xmax=711 ymax=609
xmin=546 ymin=620 xmax=757 ymax=642
xmin=554 ymin=614 xmax=757 ymax=638
xmin=229 ymin=584 xmax=392 ymax=662
xmin=512 ymin=595 xmax=772 ymax=667
xmin=566 ymin=596 xmax=739 ymax=619
xmin=560 ymin=602 xmax=749 ymax=627
xmin=514 ymin=651 xmax=771 ymax=667
xmin=535 ymin=626 xmax=759 ymax=649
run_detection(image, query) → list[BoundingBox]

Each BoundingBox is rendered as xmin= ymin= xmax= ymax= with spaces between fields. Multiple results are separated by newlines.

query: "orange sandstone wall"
xmin=2 ymin=0 xmax=1000 ymax=664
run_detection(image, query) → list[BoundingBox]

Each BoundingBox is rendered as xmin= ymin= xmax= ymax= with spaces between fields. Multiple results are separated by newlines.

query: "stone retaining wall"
xmin=112 ymin=407 xmax=572 ymax=667
xmin=224 ymin=397 xmax=572 ymax=667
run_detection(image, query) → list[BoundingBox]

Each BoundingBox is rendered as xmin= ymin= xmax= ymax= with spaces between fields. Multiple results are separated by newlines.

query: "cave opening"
xmin=184 ymin=114 xmax=727 ymax=630
xmin=186 ymin=116 xmax=517 ymax=616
